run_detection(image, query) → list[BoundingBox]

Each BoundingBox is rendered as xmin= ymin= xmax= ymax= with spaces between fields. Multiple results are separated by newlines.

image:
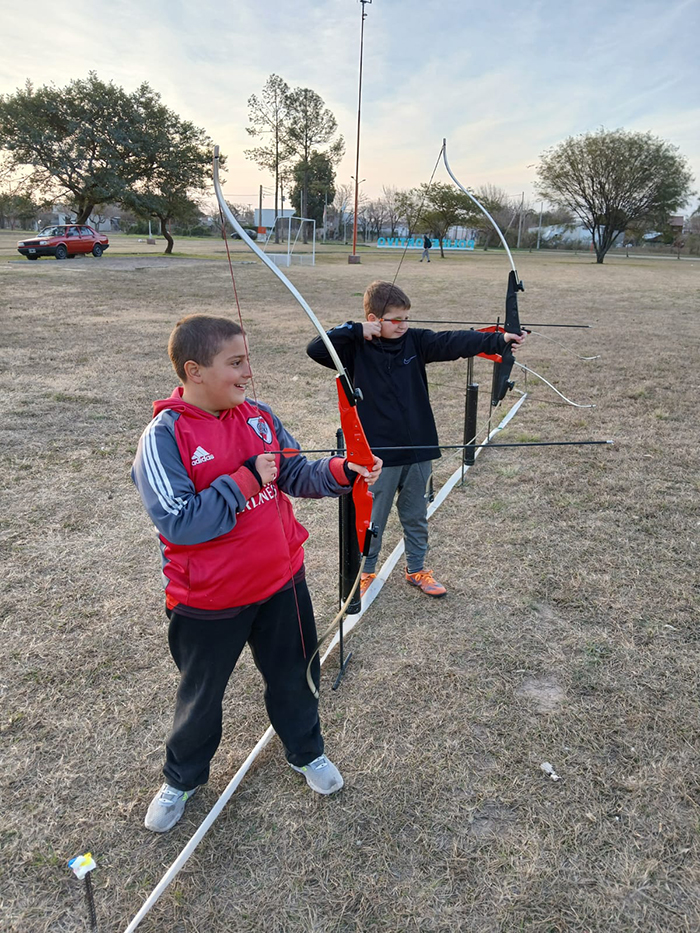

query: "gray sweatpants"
xmin=365 ymin=460 xmax=433 ymax=574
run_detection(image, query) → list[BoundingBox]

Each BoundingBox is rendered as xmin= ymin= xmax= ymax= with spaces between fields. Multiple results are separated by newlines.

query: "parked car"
xmin=17 ymin=225 xmax=110 ymax=260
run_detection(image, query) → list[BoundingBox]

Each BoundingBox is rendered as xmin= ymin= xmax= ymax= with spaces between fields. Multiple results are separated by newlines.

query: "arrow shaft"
xmin=272 ymin=440 xmax=612 ymax=456
xmin=408 ymin=320 xmax=591 ymax=328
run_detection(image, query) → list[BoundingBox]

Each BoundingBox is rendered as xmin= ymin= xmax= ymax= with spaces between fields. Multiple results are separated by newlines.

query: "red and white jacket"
xmin=132 ymin=388 xmax=351 ymax=613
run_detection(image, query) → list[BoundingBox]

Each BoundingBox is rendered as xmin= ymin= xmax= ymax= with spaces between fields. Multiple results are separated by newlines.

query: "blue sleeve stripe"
xmin=142 ymin=413 xmax=187 ymax=516
xmin=148 ymin=413 xmax=187 ymax=507
xmin=142 ymin=428 xmax=179 ymax=516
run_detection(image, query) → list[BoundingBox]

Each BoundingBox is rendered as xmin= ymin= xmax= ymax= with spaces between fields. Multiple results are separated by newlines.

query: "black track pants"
xmin=163 ymin=580 xmax=322 ymax=790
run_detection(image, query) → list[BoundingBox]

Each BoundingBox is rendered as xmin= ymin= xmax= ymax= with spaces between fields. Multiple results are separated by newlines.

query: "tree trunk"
xmin=76 ymin=204 xmax=94 ymax=224
xmin=594 ymin=226 xmax=621 ymax=263
xmin=160 ymin=216 xmax=174 ymax=254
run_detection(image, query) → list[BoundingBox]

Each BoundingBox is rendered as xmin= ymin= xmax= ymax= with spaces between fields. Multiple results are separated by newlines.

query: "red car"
xmin=17 ymin=225 xmax=110 ymax=260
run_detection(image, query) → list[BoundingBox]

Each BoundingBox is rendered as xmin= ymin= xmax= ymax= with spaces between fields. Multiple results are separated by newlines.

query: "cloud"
xmin=1 ymin=0 xmax=697 ymax=210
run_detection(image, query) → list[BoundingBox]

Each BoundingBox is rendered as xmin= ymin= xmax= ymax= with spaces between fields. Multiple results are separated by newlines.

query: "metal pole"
xmin=463 ymin=356 xmax=479 ymax=470
xmin=349 ymin=0 xmax=371 ymax=264
xmin=258 ymin=185 xmax=263 ymax=231
xmin=536 ymin=201 xmax=543 ymax=249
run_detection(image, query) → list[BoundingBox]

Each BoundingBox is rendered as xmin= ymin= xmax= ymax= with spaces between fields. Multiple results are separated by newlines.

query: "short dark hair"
xmin=363 ymin=280 xmax=411 ymax=318
xmin=168 ymin=314 xmax=244 ymax=382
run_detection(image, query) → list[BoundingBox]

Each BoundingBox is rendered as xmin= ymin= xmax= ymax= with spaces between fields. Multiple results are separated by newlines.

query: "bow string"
xmin=212 ymin=146 xmax=376 ymax=554
xmin=213 ymin=147 xmax=378 ymax=698
xmin=441 ymin=139 xmax=594 ymax=409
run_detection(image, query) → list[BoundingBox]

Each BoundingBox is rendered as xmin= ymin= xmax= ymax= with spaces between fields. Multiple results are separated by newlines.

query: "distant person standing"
xmin=420 ymin=234 xmax=431 ymax=262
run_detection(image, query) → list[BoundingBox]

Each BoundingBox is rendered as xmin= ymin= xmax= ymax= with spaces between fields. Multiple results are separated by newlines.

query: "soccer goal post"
xmin=262 ymin=215 xmax=316 ymax=267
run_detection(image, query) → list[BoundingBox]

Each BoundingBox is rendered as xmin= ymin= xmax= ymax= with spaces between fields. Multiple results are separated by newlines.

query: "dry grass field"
xmin=1 ymin=230 xmax=699 ymax=932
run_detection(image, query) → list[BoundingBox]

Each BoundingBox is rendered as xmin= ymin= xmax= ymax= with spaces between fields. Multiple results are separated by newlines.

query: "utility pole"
xmin=258 ymin=185 xmax=263 ymax=233
xmin=349 ymin=0 xmax=372 ymax=265
xmin=536 ymin=201 xmax=543 ymax=249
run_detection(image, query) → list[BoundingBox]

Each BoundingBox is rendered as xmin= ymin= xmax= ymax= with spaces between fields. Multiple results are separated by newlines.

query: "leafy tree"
xmin=536 ymin=128 xmax=695 ymax=263
xmin=285 ymin=87 xmax=343 ymax=220
xmin=419 ymin=182 xmax=480 ymax=257
xmin=289 ymin=151 xmax=335 ymax=225
xmin=393 ymin=183 xmax=477 ymax=255
xmin=0 ymin=73 xmax=163 ymax=223
xmin=245 ymin=74 xmax=293 ymax=231
xmin=0 ymin=189 xmax=39 ymax=229
xmin=0 ymin=73 xmax=213 ymax=248
xmin=121 ymin=104 xmax=213 ymax=254
xmin=395 ymin=188 xmax=421 ymax=237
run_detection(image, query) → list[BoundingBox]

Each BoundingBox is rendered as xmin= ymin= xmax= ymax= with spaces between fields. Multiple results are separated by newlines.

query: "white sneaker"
xmin=290 ymin=754 xmax=344 ymax=795
xmin=144 ymin=782 xmax=198 ymax=833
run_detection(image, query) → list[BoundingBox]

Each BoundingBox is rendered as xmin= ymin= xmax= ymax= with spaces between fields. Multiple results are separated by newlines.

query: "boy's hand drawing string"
xmin=212 ymin=146 xmax=378 ymax=694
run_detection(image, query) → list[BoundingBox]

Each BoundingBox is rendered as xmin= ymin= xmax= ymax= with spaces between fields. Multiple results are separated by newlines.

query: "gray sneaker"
xmin=144 ymin=782 xmax=198 ymax=833
xmin=290 ymin=754 xmax=344 ymax=795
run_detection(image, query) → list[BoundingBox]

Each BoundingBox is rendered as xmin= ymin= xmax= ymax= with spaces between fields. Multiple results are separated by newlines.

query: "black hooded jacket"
xmin=307 ymin=323 xmax=507 ymax=467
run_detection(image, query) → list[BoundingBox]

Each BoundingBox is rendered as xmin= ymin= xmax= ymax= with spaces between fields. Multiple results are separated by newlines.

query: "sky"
xmin=2 ymin=0 xmax=699 ymax=214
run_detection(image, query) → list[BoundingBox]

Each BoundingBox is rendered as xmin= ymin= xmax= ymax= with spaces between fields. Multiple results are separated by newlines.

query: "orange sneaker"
xmin=405 ymin=567 xmax=447 ymax=597
xmin=360 ymin=572 xmax=377 ymax=596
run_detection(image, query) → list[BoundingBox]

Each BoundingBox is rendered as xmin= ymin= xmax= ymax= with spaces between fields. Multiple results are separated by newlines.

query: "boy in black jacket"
xmin=307 ymin=280 xmax=525 ymax=597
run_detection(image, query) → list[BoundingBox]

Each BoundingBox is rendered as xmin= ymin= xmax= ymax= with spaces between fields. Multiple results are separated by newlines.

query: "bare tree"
xmin=473 ymin=185 xmax=514 ymax=248
xmin=365 ymin=199 xmax=387 ymax=240
xmin=537 ymin=127 xmax=694 ymax=263
xmin=245 ymin=74 xmax=293 ymax=234
xmin=381 ymin=185 xmax=401 ymax=236
xmin=208 ymin=202 xmax=253 ymax=238
xmin=333 ymin=183 xmax=353 ymax=240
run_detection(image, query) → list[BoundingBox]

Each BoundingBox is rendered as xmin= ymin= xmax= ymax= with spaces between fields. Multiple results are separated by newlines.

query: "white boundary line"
xmin=122 ymin=392 xmax=527 ymax=933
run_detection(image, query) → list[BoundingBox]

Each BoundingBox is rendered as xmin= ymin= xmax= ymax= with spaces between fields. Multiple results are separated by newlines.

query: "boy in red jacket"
xmin=132 ymin=314 xmax=381 ymax=832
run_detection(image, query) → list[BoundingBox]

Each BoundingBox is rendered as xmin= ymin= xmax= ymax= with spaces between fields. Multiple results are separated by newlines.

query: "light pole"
xmin=349 ymin=0 xmax=372 ymax=264
xmin=351 ymin=176 xmax=365 ymax=246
